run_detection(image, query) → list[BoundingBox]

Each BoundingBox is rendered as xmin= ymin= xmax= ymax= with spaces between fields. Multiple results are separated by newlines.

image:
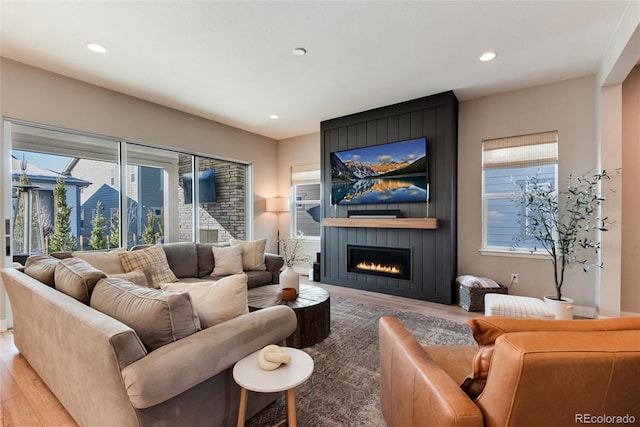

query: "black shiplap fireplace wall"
xmin=320 ymin=91 xmax=458 ymax=303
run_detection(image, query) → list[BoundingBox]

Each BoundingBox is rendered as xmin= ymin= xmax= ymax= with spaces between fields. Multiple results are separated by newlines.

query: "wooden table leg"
xmin=285 ymin=388 xmax=296 ymax=427
xmin=237 ymin=387 xmax=248 ymax=427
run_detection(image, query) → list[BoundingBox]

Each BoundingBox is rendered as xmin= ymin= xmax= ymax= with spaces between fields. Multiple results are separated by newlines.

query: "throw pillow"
xmin=211 ymin=245 xmax=244 ymax=276
xmin=91 ymin=277 xmax=201 ymax=351
xmin=196 ymin=243 xmax=215 ymax=277
xmin=54 ymin=258 xmax=107 ymax=304
xmin=109 ymin=270 xmax=150 ymax=287
xmin=230 ymin=238 xmax=267 ymax=271
xmin=161 ymin=242 xmax=198 ymax=278
xmin=118 ymin=244 xmax=178 ymax=288
xmin=72 ymin=248 xmax=126 ymax=275
xmin=161 ymin=274 xmax=249 ymax=328
xmin=24 ymin=255 xmax=60 ymax=287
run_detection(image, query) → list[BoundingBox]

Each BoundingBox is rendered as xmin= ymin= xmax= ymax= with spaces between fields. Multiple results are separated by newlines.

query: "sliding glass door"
xmin=3 ymin=120 xmax=250 ymax=256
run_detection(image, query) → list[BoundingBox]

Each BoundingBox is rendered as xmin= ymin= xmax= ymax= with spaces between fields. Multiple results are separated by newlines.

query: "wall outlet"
xmin=510 ymin=273 xmax=519 ymax=284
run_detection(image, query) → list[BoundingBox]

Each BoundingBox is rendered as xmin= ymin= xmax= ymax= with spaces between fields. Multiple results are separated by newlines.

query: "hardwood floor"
xmin=0 ymin=279 xmax=480 ymax=427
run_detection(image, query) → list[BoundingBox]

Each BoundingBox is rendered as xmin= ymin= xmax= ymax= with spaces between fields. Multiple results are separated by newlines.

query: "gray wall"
xmin=320 ymin=92 xmax=458 ymax=303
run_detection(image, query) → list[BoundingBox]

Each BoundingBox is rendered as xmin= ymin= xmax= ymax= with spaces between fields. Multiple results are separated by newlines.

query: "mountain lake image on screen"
xmin=330 ymin=137 xmax=428 ymax=205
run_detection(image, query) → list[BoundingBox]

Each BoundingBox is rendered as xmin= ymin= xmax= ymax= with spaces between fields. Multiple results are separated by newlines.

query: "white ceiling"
xmin=0 ymin=1 xmax=632 ymax=140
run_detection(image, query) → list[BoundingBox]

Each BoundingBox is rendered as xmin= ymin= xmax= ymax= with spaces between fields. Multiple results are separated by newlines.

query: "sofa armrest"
xmin=379 ymin=317 xmax=483 ymax=427
xmin=265 ymin=253 xmax=284 ymax=283
xmin=121 ymin=305 xmax=297 ymax=409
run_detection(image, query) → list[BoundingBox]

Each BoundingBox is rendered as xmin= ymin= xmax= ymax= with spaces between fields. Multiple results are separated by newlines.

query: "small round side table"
xmin=233 ymin=347 xmax=314 ymax=427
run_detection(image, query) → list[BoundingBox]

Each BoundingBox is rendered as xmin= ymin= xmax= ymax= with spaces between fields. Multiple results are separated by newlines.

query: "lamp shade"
xmin=266 ymin=197 xmax=290 ymax=212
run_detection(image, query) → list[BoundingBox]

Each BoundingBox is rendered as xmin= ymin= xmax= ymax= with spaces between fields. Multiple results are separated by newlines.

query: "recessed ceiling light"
xmin=269 ymin=114 xmax=280 ymax=120
xmin=292 ymin=47 xmax=307 ymax=56
xmin=86 ymin=42 xmax=107 ymax=53
xmin=480 ymin=51 xmax=497 ymax=62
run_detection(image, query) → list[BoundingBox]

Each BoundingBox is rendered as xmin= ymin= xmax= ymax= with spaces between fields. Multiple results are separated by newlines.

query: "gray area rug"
xmin=247 ymin=295 xmax=476 ymax=427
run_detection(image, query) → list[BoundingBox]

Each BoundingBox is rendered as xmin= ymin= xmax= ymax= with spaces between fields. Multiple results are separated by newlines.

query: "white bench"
xmin=484 ymin=293 xmax=555 ymax=319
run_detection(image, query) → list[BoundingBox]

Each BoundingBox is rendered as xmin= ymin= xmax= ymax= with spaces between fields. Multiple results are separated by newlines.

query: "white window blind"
xmin=481 ymin=131 xmax=558 ymax=251
xmin=291 ymin=163 xmax=320 ymax=185
xmin=483 ymin=131 xmax=558 ymax=169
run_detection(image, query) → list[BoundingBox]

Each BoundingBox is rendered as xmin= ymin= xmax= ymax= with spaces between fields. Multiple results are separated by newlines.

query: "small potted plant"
xmin=278 ymin=231 xmax=312 ymax=299
xmin=511 ymin=169 xmax=617 ymax=319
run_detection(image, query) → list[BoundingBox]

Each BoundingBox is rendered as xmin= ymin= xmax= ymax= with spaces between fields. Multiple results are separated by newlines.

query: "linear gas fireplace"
xmin=347 ymin=244 xmax=411 ymax=281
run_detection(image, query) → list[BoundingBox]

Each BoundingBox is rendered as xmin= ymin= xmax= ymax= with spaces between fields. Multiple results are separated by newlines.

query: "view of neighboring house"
xmin=10 ymin=155 xmax=90 ymax=255
xmin=11 ymin=153 xmax=165 ymax=252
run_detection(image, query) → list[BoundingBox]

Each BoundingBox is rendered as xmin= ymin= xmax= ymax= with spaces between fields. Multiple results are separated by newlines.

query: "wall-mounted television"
xmin=183 ymin=169 xmax=216 ymax=204
xmin=331 ymin=137 xmax=428 ymax=205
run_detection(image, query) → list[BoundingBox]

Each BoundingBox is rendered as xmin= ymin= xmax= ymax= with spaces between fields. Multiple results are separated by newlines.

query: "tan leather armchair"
xmin=379 ymin=315 xmax=640 ymax=427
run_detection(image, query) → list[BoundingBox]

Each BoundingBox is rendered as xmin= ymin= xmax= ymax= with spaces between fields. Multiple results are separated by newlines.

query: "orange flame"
xmin=356 ymin=262 xmax=401 ymax=274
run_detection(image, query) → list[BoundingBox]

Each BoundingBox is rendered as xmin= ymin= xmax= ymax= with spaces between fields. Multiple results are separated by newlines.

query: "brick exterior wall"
xmin=178 ymin=154 xmax=246 ymax=243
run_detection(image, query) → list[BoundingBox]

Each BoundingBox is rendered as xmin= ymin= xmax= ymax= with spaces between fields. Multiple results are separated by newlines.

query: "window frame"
xmin=481 ymin=131 xmax=558 ymax=255
xmin=290 ymin=164 xmax=321 ymax=241
xmin=5 ymin=119 xmax=251 ymax=251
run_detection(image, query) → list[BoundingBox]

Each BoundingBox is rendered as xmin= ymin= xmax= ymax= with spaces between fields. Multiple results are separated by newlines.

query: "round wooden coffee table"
xmin=248 ymin=284 xmax=330 ymax=348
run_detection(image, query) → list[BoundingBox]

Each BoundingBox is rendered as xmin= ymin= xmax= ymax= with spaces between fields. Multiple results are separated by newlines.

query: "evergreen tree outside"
xmin=109 ymin=209 xmax=120 ymax=248
xmin=13 ymin=171 xmax=30 ymax=253
xmin=141 ymin=208 xmax=157 ymax=244
xmin=48 ymin=176 xmax=77 ymax=252
xmin=89 ymin=201 xmax=107 ymax=250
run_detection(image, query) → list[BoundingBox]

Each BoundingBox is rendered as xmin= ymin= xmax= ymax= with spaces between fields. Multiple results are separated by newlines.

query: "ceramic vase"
xmin=279 ymin=266 xmax=300 ymax=297
xmin=544 ymin=295 xmax=574 ymax=320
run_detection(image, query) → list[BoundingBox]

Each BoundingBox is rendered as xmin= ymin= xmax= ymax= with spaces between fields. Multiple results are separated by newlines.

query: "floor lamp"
xmin=266 ymin=197 xmax=290 ymax=254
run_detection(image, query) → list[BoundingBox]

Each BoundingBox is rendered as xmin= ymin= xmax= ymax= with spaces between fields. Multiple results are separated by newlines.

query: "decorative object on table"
xmin=511 ymin=169 xmax=619 ymax=319
xmin=456 ymin=275 xmax=509 ymax=312
xmin=257 ymin=344 xmax=292 ymax=371
xmin=278 ymin=232 xmax=312 ymax=297
xmin=281 ymin=287 xmax=297 ymax=301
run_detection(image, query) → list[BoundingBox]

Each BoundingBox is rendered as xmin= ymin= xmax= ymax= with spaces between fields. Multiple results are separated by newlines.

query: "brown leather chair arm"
xmin=379 ymin=317 xmax=483 ymax=427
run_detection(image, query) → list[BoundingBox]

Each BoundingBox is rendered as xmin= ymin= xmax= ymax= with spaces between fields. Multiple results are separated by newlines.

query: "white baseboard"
xmin=0 ymin=319 xmax=7 ymax=332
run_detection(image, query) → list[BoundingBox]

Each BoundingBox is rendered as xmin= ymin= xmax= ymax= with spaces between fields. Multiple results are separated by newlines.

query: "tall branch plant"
xmin=511 ymin=169 xmax=617 ymax=301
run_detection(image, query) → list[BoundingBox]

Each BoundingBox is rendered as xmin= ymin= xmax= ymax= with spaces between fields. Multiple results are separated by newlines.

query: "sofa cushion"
xmin=161 ymin=274 xmax=249 ymax=328
xmin=245 ymin=270 xmax=274 ymax=289
xmin=211 ymin=245 xmax=244 ymax=276
xmin=71 ymin=248 xmax=126 ymax=275
xmin=230 ymin=238 xmax=267 ymax=271
xmin=109 ymin=270 xmax=150 ymax=287
xmin=118 ymin=244 xmax=178 ymax=288
xmin=24 ymin=255 xmax=60 ymax=287
xmin=196 ymin=243 xmax=215 ymax=277
xmin=91 ymin=277 xmax=201 ymax=351
xmin=161 ymin=242 xmax=198 ymax=278
xmin=54 ymin=258 xmax=107 ymax=304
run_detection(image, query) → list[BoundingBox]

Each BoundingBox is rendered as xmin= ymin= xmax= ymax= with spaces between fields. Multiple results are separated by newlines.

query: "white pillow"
xmin=230 ymin=238 xmax=267 ymax=271
xmin=211 ymin=245 xmax=244 ymax=276
xmin=161 ymin=274 xmax=249 ymax=328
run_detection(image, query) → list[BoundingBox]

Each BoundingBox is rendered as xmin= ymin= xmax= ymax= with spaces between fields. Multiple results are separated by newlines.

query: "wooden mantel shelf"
xmin=322 ymin=217 xmax=438 ymax=229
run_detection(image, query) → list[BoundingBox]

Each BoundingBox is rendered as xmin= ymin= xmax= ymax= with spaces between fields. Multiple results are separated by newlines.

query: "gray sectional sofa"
xmin=1 ymin=242 xmax=296 ymax=427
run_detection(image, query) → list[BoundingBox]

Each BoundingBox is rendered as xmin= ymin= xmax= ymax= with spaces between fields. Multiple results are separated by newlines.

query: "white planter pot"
xmin=279 ymin=266 xmax=300 ymax=295
xmin=544 ymin=295 xmax=574 ymax=320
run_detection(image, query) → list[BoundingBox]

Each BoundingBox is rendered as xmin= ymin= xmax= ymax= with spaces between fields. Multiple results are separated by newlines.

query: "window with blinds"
xmin=482 ymin=131 xmax=558 ymax=250
xmin=291 ymin=164 xmax=320 ymax=238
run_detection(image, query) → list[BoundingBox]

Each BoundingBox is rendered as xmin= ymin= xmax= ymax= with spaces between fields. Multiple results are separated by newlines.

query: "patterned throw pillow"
xmin=118 ymin=244 xmax=178 ymax=288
